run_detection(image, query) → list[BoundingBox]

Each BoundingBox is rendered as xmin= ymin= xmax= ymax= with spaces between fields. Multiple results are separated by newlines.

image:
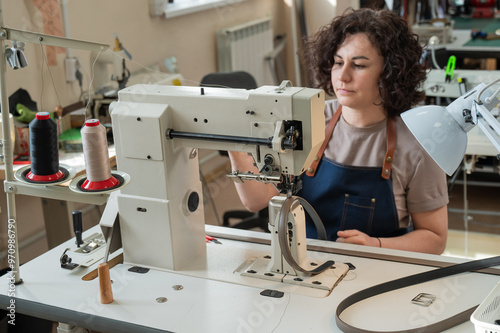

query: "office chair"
xmin=200 ymin=71 xmax=269 ymax=232
xmin=200 ymin=71 xmax=257 ymax=90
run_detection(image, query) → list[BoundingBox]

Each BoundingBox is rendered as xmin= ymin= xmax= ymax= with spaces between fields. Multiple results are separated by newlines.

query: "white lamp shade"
xmin=401 ymin=105 xmax=467 ymax=176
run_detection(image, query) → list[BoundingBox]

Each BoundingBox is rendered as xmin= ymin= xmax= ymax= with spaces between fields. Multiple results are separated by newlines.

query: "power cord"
xmin=75 ymin=69 xmax=83 ymax=98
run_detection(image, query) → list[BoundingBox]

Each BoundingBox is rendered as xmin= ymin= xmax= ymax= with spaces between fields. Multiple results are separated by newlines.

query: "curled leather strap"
xmin=297 ymin=197 xmax=327 ymax=241
xmin=278 ymin=196 xmax=334 ymax=275
xmin=306 ymin=106 xmax=342 ymax=177
xmin=381 ymin=117 xmax=397 ymax=180
xmin=336 ymin=255 xmax=500 ymax=333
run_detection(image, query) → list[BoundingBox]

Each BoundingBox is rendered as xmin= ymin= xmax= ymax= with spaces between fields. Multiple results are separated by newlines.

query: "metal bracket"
xmin=4 ymin=184 xmax=15 ymax=193
xmin=60 ymin=248 xmax=79 ymax=270
xmin=275 ymin=80 xmax=292 ymax=92
xmin=411 ymin=293 xmax=436 ymax=306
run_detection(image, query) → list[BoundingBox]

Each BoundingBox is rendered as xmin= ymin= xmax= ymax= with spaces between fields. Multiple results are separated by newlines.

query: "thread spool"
xmin=26 ymin=112 xmax=65 ymax=182
xmin=80 ymin=119 xmax=119 ymax=191
xmin=98 ymin=262 xmax=113 ymax=304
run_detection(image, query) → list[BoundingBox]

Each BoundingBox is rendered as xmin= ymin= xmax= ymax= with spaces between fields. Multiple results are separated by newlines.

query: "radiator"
xmin=217 ymin=17 xmax=274 ymax=86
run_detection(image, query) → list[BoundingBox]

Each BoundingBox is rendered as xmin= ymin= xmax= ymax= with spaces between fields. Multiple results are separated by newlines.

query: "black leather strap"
xmin=336 ymin=255 xmax=500 ymax=332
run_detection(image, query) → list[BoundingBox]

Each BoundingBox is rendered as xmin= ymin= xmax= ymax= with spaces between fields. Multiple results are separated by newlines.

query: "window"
xmin=150 ymin=0 xmax=248 ymax=18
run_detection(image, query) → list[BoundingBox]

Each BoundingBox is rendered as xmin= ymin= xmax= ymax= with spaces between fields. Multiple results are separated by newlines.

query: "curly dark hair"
xmin=301 ymin=8 xmax=427 ymax=117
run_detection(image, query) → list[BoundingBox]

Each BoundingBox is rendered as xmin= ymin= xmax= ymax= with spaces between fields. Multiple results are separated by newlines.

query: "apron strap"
xmin=305 ymin=106 xmax=397 ymax=180
xmin=305 ymin=106 xmax=342 ymax=177
xmin=381 ymin=116 xmax=397 ymax=180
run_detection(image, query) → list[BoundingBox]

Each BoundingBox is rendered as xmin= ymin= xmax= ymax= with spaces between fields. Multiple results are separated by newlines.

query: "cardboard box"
xmin=412 ymin=21 xmax=454 ymax=44
xmin=14 ymin=119 xmax=29 ymax=155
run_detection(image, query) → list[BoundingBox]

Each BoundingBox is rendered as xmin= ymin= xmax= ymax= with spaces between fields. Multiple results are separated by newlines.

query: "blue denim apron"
xmin=297 ymin=107 xmax=402 ymax=241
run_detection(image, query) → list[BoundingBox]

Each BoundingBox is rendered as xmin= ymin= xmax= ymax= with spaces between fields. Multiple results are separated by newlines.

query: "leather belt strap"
xmin=305 ymin=106 xmax=397 ymax=180
xmin=336 ymin=255 xmax=500 ymax=333
xmin=278 ymin=196 xmax=334 ymax=274
xmin=306 ymin=106 xmax=342 ymax=177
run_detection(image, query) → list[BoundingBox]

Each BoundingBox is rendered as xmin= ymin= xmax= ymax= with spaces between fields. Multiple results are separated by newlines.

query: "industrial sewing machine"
xmin=90 ymin=35 xmax=131 ymax=96
xmin=4 ymin=83 xmax=500 ymax=333
xmin=2 ymin=7 xmax=499 ymax=330
xmin=100 ymin=81 xmax=348 ymax=292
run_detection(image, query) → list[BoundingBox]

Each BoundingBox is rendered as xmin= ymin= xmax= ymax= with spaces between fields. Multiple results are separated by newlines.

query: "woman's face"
xmin=331 ymin=33 xmax=384 ymax=112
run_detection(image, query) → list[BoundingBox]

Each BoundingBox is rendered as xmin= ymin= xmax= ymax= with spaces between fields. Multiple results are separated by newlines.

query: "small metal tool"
xmin=83 ymin=241 xmax=99 ymax=253
xmin=60 ymin=248 xmax=79 ymax=270
xmin=205 ymin=235 xmax=222 ymax=244
xmin=411 ymin=293 xmax=436 ymax=306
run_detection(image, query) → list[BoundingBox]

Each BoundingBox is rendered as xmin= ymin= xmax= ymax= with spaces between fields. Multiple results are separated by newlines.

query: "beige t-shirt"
xmin=323 ymin=100 xmax=449 ymax=228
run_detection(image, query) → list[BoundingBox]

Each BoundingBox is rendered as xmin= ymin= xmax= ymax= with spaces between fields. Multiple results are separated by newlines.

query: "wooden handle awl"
xmin=98 ymin=262 xmax=113 ymax=304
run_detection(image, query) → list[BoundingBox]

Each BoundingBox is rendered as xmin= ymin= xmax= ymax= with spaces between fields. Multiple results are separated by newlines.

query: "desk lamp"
xmin=401 ymin=81 xmax=500 ymax=176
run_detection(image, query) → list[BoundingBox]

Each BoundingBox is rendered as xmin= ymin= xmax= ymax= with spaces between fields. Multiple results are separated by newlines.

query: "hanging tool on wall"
xmin=112 ymin=34 xmax=131 ymax=90
xmin=445 ymin=55 xmax=456 ymax=82
xmin=471 ymin=29 xmax=500 ymax=40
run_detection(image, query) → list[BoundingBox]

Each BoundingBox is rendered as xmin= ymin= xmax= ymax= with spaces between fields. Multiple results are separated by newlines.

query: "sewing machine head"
xmin=113 ymin=81 xmax=325 ymax=189
xmin=106 ymin=82 xmax=325 ymax=271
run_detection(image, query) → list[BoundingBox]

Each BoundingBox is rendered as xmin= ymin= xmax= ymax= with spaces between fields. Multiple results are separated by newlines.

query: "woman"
xmin=229 ymin=8 xmax=448 ymax=254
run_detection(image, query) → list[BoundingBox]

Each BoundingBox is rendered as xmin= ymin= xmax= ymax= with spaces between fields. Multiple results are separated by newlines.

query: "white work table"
xmin=1 ymin=224 xmax=499 ymax=332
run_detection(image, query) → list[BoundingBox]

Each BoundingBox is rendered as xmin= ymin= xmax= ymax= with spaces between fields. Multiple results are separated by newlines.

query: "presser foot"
xmin=241 ymin=255 xmax=349 ymax=291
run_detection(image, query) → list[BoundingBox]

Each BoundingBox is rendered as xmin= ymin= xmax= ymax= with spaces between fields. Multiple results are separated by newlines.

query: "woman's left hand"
xmin=336 ymin=229 xmax=380 ymax=247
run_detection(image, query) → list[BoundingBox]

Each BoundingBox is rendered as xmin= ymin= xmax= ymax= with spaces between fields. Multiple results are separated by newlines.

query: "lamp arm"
xmin=476 ymin=103 xmax=500 ymax=154
xmin=476 ymin=77 xmax=500 ymax=104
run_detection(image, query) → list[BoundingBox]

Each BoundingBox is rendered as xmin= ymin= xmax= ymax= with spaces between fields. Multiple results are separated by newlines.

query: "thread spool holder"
xmin=0 ymin=1 xmax=110 ymax=284
xmin=14 ymin=163 xmax=77 ymax=186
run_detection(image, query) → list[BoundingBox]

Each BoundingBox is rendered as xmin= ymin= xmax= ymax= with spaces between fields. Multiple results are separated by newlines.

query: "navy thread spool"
xmin=27 ymin=112 xmax=64 ymax=182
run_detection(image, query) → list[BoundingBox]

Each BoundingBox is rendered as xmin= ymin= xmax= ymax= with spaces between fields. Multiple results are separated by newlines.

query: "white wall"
xmin=304 ymin=0 xmax=360 ymax=36
xmin=1 ymin=0 xmax=359 ymax=112
xmin=2 ymin=0 xmax=292 ymax=111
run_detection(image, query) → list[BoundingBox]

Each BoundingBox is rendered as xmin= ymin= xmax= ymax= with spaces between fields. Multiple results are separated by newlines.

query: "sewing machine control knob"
xmin=187 ymin=192 xmax=199 ymax=213
xmin=282 ymin=125 xmax=299 ymax=150
xmin=463 ymin=109 xmax=473 ymax=123
xmin=264 ymin=154 xmax=274 ymax=165
xmin=260 ymin=154 xmax=274 ymax=174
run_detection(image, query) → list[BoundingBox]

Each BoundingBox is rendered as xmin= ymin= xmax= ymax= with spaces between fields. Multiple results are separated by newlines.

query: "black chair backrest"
xmin=200 ymin=71 xmax=257 ymax=90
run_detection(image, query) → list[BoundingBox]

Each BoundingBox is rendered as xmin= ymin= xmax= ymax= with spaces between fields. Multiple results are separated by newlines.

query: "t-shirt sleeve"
xmin=405 ymin=146 xmax=449 ymax=213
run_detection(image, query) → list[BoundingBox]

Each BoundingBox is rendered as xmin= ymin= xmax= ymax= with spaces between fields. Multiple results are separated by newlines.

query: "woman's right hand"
xmin=227 ymin=151 xmax=278 ymax=212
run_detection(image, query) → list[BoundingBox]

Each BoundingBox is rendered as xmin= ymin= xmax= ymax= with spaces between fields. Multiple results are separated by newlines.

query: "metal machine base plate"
xmin=241 ymin=255 xmax=349 ymax=291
